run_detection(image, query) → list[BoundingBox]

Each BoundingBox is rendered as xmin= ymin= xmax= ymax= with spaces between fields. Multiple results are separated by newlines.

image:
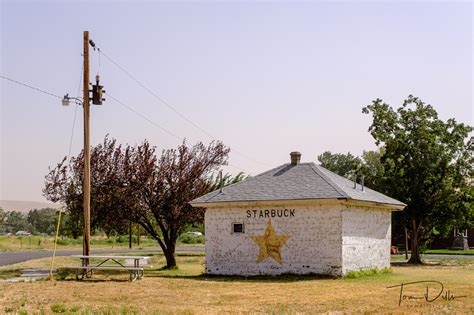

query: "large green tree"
xmin=317 ymin=149 xmax=384 ymax=190
xmin=4 ymin=211 xmax=30 ymax=233
xmin=317 ymin=151 xmax=362 ymax=178
xmin=363 ymin=95 xmax=473 ymax=264
xmin=27 ymin=208 xmax=56 ymax=235
xmin=206 ymin=172 xmax=247 ymax=193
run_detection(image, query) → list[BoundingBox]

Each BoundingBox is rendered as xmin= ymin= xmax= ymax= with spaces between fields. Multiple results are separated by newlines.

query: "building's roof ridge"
xmin=308 ymin=163 xmax=349 ymax=198
xmin=314 ymin=164 xmax=406 ymax=206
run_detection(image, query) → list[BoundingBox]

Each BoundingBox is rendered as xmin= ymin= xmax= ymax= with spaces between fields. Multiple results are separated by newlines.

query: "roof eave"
xmin=190 ymin=197 xmax=406 ymax=211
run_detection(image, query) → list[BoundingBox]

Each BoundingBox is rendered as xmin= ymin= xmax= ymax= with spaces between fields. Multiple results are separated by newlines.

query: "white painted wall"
xmin=204 ymin=201 xmax=394 ymax=276
xmin=341 ymin=206 xmax=391 ymax=274
xmin=204 ymin=203 xmax=344 ymax=276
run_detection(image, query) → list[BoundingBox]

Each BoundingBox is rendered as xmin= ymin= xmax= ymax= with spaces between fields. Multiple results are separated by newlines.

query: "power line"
xmin=0 ymin=75 xmax=62 ymax=99
xmin=0 ymin=73 xmax=254 ymax=173
xmin=106 ymin=92 xmax=184 ymax=141
xmin=107 ymin=92 xmax=252 ymax=174
xmin=98 ymin=48 xmax=213 ymax=138
xmin=1 ymin=72 xmax=255 ymax=173
xmin=67 ymin=65 xmax=83 ymax=159
xmin=0 ymin=74 xmax=80 ymax=158
xmin=97 ymin=47 xmax=272 ymax=168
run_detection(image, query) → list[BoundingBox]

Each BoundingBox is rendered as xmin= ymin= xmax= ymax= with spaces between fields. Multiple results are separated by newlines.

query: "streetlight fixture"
xmin=62 ymin=93 xmax=83 ymax=106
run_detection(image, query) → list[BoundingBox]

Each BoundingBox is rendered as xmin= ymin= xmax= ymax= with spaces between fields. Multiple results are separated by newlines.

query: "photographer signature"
xmin=387 ymin=281 xmax=467 ymax=306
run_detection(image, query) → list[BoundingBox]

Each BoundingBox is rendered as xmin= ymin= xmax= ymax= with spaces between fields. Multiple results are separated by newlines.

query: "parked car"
xmin=187 ymin=231 xmax=203 ymax=237
xmin=15 ymin=230 xmax=31 ymax=236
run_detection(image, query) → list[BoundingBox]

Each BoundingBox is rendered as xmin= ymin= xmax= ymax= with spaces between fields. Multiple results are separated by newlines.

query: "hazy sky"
xmin=1 ymin=1 xmax=472 ymax=202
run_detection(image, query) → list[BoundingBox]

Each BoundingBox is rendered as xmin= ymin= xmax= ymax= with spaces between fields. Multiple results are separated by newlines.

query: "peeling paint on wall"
xmin=205 ymin=202 xmax=391 ymax=276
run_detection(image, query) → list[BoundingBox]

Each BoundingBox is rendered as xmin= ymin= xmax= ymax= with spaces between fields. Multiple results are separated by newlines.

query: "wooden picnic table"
xmin=71 ymin=255 xmax=151 ymax=281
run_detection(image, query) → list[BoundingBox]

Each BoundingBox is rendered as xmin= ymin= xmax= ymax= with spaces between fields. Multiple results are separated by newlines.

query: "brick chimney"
xmin=290 ymin=151 xmax=301 ymax=165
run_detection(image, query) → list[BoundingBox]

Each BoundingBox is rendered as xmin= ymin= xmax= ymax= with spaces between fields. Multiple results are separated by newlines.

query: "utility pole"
xmin=83 ymin=30 xmax=91 ymax=258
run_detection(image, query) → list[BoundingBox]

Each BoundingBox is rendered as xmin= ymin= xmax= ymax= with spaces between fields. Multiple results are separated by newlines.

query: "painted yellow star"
xmin=250 ymin=220 xmax=289 ymax=264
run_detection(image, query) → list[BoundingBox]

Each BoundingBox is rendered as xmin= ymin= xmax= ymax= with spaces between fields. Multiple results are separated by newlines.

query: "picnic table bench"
xmin=71 ymin=255 xmax=151 ymax=281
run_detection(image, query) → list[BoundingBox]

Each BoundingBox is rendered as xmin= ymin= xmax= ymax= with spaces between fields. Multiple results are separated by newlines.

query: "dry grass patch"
xmin=0 ymin=256 xmax=472 ymax=314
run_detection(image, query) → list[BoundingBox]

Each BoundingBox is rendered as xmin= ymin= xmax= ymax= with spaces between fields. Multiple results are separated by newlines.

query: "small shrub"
xmin=69 ymin=305 xmax=81 ymax=313
xmin=50 ymin=303 xmax=67 ymax=313
xmin=178 ymin=234 xmax=204 ymax=244
xmin=116 ymin=235 xmax=128 ymax=243
xmin=55 ymin=239 xmax=69 ymax=246
xmin=55 ymin=268 xmax=75 ymax=280
xmin=344 ymin=267 xmax=392 ymax=279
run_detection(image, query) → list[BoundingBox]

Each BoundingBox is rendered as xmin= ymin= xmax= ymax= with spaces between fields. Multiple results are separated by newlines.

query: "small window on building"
xmin=232 ymin=223 xmax=244 ymax=234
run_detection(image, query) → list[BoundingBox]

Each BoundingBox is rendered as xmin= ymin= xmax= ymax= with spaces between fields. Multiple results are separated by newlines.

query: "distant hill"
xmin=0 ymin=200 xmax=63 ymax=213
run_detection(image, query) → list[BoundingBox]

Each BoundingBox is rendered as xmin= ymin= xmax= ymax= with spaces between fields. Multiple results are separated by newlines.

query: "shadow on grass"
xmin=59 ymin=278 xmax=132 ymax=283
xmin=144 ymin=271 xmax=336 ymax=283
xmin=54 ymin=268 xmax=338 ymax=283
xmin=390 ymin=261 xmax=444 ymax=268
xmin=390 ymin=260 xmax=474 ymax=267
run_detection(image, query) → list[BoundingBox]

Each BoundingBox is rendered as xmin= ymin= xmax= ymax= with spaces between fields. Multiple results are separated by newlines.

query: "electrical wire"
xmin=0 ymin=73 xmax=253 ymax=173
xmin=0 ymin=70 xmax=257 ymax=173
xmin=67 ymin=64 xmax=83 ymax=159
xmin=106 ymin=92 xmax=252 ymax=174
xmin=98 ymin=48 xmax=209 ymax=136
xmin=97 ymin=47 xmax=272 ymax=168
xmin=0 ymin=75 xmax=62 ymax=99
xmin=96 ymin=49 xmax=101 ymax=77
xmin=106 ymin=92 xmax=184 ymax=141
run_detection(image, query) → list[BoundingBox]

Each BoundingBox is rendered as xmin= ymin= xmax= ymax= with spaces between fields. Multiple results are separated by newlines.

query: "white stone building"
xmin=190 ymin=152 xmax=405 ymax=276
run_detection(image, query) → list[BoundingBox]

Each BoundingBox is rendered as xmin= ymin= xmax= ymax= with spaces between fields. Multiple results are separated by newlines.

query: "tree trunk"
xmin=163 ymin=239 xmax=177 ymax=268
xmin=140 ymin=221 xmax=178 ymax=269
xmin=407 ymin=219 xmax=423 ymax=264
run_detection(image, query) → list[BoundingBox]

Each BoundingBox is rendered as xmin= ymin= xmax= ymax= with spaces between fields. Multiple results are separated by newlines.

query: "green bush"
xmin=50 ymin=303 xmax=67 ymax=313
xmin=178 ymin=234 xmax=204 ymax=244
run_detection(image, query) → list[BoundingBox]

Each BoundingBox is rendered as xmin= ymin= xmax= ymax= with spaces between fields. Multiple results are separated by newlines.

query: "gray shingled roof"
xmin=190 ymin=162 xmax=406 ymax=207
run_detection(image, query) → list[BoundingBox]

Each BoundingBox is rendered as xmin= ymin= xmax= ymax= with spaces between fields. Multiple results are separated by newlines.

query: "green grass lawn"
xmin=425 ymin=249 xmax=474 ymax=255
xmin=0 ymin=235 xmax=204 ymax=252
